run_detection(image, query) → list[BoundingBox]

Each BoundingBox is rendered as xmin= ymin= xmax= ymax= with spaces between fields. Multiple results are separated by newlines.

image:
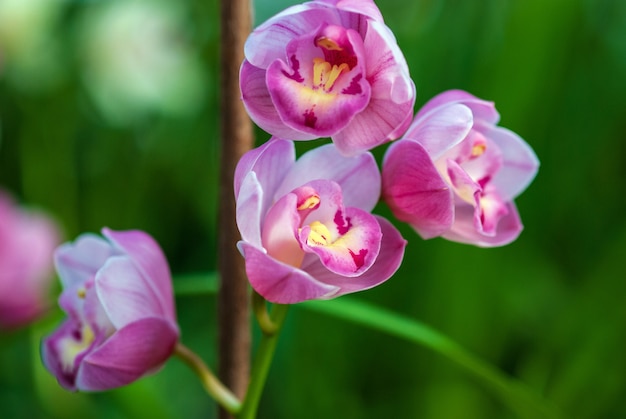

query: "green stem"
xmin=302 ymin=298 xmax=562 ymax=419
xmin=174 ymin=342 xmax=242 ymax=415
xmin=238 ymin=303 xmax=289 ymax=419
xmin=252 ymin=291 xmax=279 ymax=335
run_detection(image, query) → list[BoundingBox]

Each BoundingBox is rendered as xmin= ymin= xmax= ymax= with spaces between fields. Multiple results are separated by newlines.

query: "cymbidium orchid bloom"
xmin=0 ymin=191 xmax=60 ymax=330
xmin=382 ymin=90 xmax=539 ymax=247
xmin=240 ymin=0 xmax=415 ymax=156
xmin=42 ymin=228 xmax=179 ymax=391
xmin=235 ymin=138 xmax=406 ymax=304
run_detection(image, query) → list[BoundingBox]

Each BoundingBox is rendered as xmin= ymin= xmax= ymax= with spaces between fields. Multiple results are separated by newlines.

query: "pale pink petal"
xmin=95 ymin=256 xmax=171 ymax=329
xmin=245 ymin=5 xmax=341 ymax=69
xmin=240 ymin=61 xmax=318 ymax=141
xmin=404 ymin=103 xmax=473 ymax=160
xmin=236 ymin=172 xmax=264 ymax=248
xmin=332 ymin=20 xmax=416 ymax=156
xmin=481 ymin=125 xmax=539 ymax=201
xmin=234 ymin=137 xmax=295 ymax=197
xmin=239 ymin=242 xmax=339 ymax=304
xmin=301 ymin=215 xmax=405 ymax=296
xmin=382 ymin=140 xmax=454 ymax=239
xmin=103 ymin=229 xmax=175 ymax=321
xmin=274 ymin=143 xmax=380 ymax=211
xmin=416 ymin=89 xmax=500 ymax=125
xmin=446 ymin=159 xmax=482 ymax=206
xmin=54 ymin=234 xmax=119 ymax=290
xmin=261 ymin=193 xmax=305 ymax=268
xmin=443 ymin=201 xmax=523 ymax=247
xmin=331 ymin=0 xmax=385 ymax=22
xmin=76 ymin=318 xmax=178 ymax=391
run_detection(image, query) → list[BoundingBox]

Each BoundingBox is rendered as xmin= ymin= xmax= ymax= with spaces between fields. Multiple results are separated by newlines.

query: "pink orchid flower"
xmin=240 ymin=0 xmax=415 ymax=156
xmin=42 ymin=228 xmax=179 ymax=391
xmin=382 ymin=90 xmax=539 ymax=247
xmin=235 ymin=138 xmax=406 ymax=304
xmin=0 ymin=191 xmax=60 ymax=330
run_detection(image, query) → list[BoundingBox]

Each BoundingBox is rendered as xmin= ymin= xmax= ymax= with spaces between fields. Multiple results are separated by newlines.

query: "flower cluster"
xmin=38 ymin=0 xmax=539 ymax=396
xmin=236 ymin=0 xmax=538 ymax=303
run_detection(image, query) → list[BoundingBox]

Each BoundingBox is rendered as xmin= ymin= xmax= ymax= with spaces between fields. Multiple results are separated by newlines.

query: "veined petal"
xmin=443 ymin=201 xmax=523 ymax=247
xmin=95 ymin=256 xmax=172 ymax=329
xmin=234 ymin=137 xmax=294 ymax=197
xmin=239 ymin=242 xmax=339 ymax=304
xmin=103 ymin=229 xmax=175 ymax=321
xmin=332 ymin=20 xmax=416 ymax=155
xmin=240 ymin=61 xmax=318 ymax=141
xmin=245 ymin=5 xmax=341 ymax=69
xmin=54 ymin=234 xmax=119 ymax=290
xmin=363 ymin=20 xmax=412 ymax=105
xmin=274 ymin=143 xmax=380 ymax=212
xmin=382 ymin=140 xmax=454 ymax=239
xmin=300 ymin=206 xmax=381 ymax=276
xmin=234 ymin=138 xmax=295 ymax=220
xmin=403 ymin=103 xmax=473 ymax=160
xmin=416 ymin=89 xmax=500 ymax=125
xmin=482 ymin=124 xmax=539 ymax=201
xmin=301 ymin=215 xmax=405 ymax=296
xmin=76 ymin=318 xmax=178 ymax=391
xmin=320 ymin=0 xmax=385 ymax=22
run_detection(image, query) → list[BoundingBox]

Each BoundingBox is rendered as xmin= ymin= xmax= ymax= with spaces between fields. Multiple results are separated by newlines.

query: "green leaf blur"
xmin=1 ymin=0 xmax=625 ymax=417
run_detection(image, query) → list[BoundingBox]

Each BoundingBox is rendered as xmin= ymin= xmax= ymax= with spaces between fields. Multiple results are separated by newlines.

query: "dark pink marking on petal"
xmin=334 ymin=210 xmax=352 ymax=235
xmin=478 ymin=175 xmax=491 ymax=189
xmin=281 ymin=54 xmax=304 ymax=82
xmin=348 ymin=248 xmax=368 ymax=270
xmin=341 ymin=73 xmax=363 ymax=95
xmin=304 ymin=108 xmax=317 ymax=128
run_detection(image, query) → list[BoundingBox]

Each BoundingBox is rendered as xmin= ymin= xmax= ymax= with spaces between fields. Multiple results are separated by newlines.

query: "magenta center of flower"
xmin=311 ymin=35 xmax=357 ymax=93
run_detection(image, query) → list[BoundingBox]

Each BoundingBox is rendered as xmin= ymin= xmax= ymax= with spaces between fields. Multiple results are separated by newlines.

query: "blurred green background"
xmin=1 ymin=0 xmax=625 ymax=417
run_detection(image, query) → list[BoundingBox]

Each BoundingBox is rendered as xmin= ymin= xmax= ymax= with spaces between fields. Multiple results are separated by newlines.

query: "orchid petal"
xmin=240 ymin=61 xmax=318 ymax=140
xmin=275 ymin=144 xmax=380 ymax=212
xmin=301 ymin=215 xmax=405 ymax=296
xmin=261 ymin=193 xmax=305 ymax=268
xmin=236 ymin=172 xmax=264 ymax=248
xmin=245 ymin=5 xmax=341 ymax=69
xmin=95 ymin=256 xmax=170 ymax=329
xmin=332 ymin=20 xmax=415 ymax=155
xmin=300 ymin=206 xmax=381 ymax=276
xmin=103 ymin=229 xmax=175 ymax=321
xmin=446 ymin=159 xmax=482 ymax=206
xmin=234 ymin=137 xmax=294 ymax=197
xmin=235 ymin=138 xmax=295 ymax=219
xmin=76 ymin=318 xmax=178 ymax=391
xmin=329 ymin=0 xmax=385 ymax=22
xmin=416 ymin=89 xmax=500 ymax=125
xmin=403 ymin=103 xmax=473 ymax=160
xmin=239 ymin=242 xmax=339 ymax=304
xmin=266 ymin=27 xmax=371 ymax=137
xmin=54 ymin=234 xmax=119 ymax=290
xmin=443 ymin=201 xmax=523 ymax=247
xmin=482 ymin=125 xmax=540 ymax=201
xmin=383 ymin=140 xmax=454 ymax=239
